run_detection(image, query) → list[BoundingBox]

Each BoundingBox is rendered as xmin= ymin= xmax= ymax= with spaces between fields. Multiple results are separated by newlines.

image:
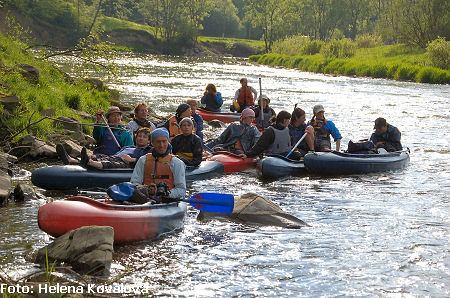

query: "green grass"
xmin=198 ymin=36 xmax=265 ymax=50
xmin=249 ymin=44 xmax=450 ymax=84
xmin=96 ymin=16 xmax=158 ymax=36
xmin=0 ymin=33 xmax=110 ymax=140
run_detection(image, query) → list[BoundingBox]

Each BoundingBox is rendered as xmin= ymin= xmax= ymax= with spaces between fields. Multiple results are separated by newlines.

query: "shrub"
xmin=356 ymin=34 xmax=383 ymax=48
xmin=272 ymin=35 xmax=323 ymax=56
xmin=426 ymin=37 xmax=450 ymax=69
xmin=302 ymin=40 xmax=324 ymax=55
xmin=64 ymin=94 xmax=81 ymax=110
xmin=320 ymin=38 xmax=356 ymax=59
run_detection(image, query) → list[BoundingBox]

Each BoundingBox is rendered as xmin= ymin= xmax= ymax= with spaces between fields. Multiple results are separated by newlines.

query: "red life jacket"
xmin=237 ymin=87 xmax=254 ymax=107
xmin=143 ymin=154 xmax=175 ymax=189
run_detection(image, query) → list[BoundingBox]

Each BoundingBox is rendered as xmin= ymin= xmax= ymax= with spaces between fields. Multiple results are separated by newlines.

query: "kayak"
xmin=257 ymin=155 xmax=307 ymax=179
xmin=197 ymin=107 xmax=241 ymax=124
xmin=38 ymin=196 xmax=187 ymax=243
xmin=207 ymin=151 xmax=257 ymax=173
xmin=31 ymin=160 xmax=224 ymax=190
xmin=304 ymin=150 xmax=410 ymax=175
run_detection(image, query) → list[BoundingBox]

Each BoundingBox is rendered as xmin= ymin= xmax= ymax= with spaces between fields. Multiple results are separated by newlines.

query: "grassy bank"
xmin=249 ymin=44 xmax=450 ymax=84
xmin=0 ymin=33 xmax=111 ymax=141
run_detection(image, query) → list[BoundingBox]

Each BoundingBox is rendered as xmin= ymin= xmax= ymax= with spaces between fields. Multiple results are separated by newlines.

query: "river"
xmin=1 ymin=54 xmax=449 ymax=296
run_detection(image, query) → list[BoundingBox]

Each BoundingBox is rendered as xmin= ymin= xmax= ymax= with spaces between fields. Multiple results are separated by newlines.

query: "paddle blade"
xmin=186 ymin=192 xmax=234 ymax=214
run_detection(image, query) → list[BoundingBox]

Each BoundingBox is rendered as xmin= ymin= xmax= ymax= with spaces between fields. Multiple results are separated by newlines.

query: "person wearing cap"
xmin=244 ymin=110 xmax=310 ymax=159
xmin=201 ymin=83 xmax=223 ymax=112
xmin=231 ymin=78 xmax=258 ymax=112
xmin=93 ymin=106 xmax=134 ymax=155
xmin=171 ymin=117 xmax=203 ymax=167
xmin=289 ymin=105 xmax=315 ymax=156
xmin=369 ymin=117 xmax=402 ymax=152
xmin=205 ymin=107 xmax=261 ymax=154
xmin=164 ymin=103 xmax=195 ymax=140
xmin=73 ymin=127 xmax=153 ymax=169
xmin=253 ymin=95 xmax=276 ymax=129
xmin=308 ymin=104 xmax=342 ymax=152
xmin=126 ymin=103 xmax=156 ymax=138
xmin=186 ymin=99 xmax=204 ymax=142
xmin=130 ymin=128 xmax=186 ymax=200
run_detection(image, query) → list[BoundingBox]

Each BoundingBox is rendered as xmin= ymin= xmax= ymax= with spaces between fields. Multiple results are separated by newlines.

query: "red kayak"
xmin=38 ymin=196 xmax=187 ymax=243
xmin=197 ymin=107 xmax=241 ymax=124
xmin=207 ymin=151 xmax=257 ymax=173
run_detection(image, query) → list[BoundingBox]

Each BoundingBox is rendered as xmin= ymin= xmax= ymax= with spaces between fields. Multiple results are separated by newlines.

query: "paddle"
xmin=101 ymin=114 xmax=121 ymax=149
xmin=285 ymin=133 xmax=307 ymax=158
xmin=94 ymin=183 xmax=235 ymax=214
xmin=258 ymin=77 xmax=264 ymax=125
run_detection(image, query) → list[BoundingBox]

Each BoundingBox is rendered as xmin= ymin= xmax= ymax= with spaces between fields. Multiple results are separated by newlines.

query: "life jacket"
xmin=237 ymin=87 xmax=254 ymax=107
xmin=267 ymin=126 xmax=292 ymax=155
xmin=143 ymin=154 xmax=175 ymax=189
xmin=167 ymin=116 xmax=180 ymax=140
xmin=255 ymin=107 xmax=274 ymax=129
xmin=167 ymin=116 xmax=196 ymax=140
xmin=312 ymin=119 xmax=331 ymax=147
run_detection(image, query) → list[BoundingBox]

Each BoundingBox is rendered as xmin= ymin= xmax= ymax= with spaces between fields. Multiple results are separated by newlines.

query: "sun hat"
xmin=105 ymin=106 xmax=122 ymax=118
xmin=313 ymin=104 xmax=325 ymax=115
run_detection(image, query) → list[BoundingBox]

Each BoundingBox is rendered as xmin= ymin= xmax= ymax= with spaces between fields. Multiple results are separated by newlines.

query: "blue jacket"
xmin=93 ymin=125 xmax=134 ymax=155
xmin=192 ymin=112 xmax=204 ymax=141
xmin=201 ymin=92 xmax=223 ymax=112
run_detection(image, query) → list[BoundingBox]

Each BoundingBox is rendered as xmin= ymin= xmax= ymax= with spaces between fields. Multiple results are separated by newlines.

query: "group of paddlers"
xmin=56 ymin=78 xmax=403 ymax=202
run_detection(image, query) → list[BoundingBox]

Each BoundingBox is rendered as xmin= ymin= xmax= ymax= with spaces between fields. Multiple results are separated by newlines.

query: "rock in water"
xmin=35 ymin=226 xmax=114 ymax=276
xmin=197 ymin=193 xmax=308 ymax=228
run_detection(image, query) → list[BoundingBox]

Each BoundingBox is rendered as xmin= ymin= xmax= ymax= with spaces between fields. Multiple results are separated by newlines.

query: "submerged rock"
xmin=197 ymin=193 xmax=309 ymax=228
xmin=13 ymin=183 xmax=39 ymax=202
xmin=35 ymin=226 xmax=114 ymax=276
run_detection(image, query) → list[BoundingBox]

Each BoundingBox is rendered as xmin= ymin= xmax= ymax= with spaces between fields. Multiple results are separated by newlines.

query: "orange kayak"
xmin=38 ymin=196 xmax=187 ymax=243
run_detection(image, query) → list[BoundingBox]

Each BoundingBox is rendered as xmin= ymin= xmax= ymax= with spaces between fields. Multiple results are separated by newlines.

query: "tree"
xmin=202 ymin=0 xmax=241 ymax=37
xmin=377 ymin=0 xmax=450 ymax=47
xmin=184 ymin=0 xmax=213 ymax=44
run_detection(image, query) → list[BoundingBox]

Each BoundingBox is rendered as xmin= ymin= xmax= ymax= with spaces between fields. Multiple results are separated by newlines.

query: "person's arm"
xmin=190 ymin=136 xmax=203 ymax=167
xmin=195 ymin=114 xmax=203 ymax=132
xmin=326 ymin=121 xmax=342 ymax=142
xmin=130 ymin=155 xmax=146 ymax=184
xmin=169 ymin=157 xmax=186 ymax=199
xmin=126 ymin=120 xmax=138 ymax=134
xmin=250 ymin=86 xmax=258 ymax=101
xmin=216 ymin=125 xmax=232 ymax=144
xmin=234 ymin=89 xmax=240 ymax=101
xmin=216 ymin=92 xmax=223 ymax=106
xmin=335 ymin=140 xmax=341 ymax=152
xmin=201 ymin=94 xmax=207 ymax=105
xmin=246 ymin=128 xmax=274 ymax=157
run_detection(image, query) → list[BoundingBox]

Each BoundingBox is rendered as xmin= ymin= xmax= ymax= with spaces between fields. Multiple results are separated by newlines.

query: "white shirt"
xmin=130 ymin=154 xmax=186 ymax=199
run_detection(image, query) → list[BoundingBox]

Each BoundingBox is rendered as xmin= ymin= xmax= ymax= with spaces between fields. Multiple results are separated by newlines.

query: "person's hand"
xmin=305 ymin=125 xmax=314 ymax=135
xmin=120 ymin=154 xmax=134 ymax=162
xmin=95 ymin=110 xmax=104 ymax=123
xmin=239 ymin=153 xmax=247 ymax=159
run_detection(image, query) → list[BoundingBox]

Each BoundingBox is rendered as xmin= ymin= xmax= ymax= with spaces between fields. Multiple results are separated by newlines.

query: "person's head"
xmin=374 ymin=117 xmax=388 ymax=134
xmin=240 ymin=77 xmax=248 ymax=87
xmin=206 ymin=83 xmax=216 ymax=94
xmin=240 ymin=108 xmax=255 ymax=125
xmin=186 ymin=99 xmax=198 ymax=113
xmin=151 ymin=128 xmax=170 ymax=154
xmin=175 ymin=103 xmax=192 ymax=120
xmin=105 ymin=106 xmax=122 ymax=125
xmin=179 ymin=117 xmax=194 ymax=136
xmin=135 ymin=127 xmax=152 ymax=147
xmin=313 ymin=104 xmax=325 ymax=120
xmin=276 ymin=110 xmax=292 ymax=128
xmin=291 ymin=105 xmax=306 ymax=127
xmin=258 ymin=95 xmax=270 ymax=109
xmin=134 ymin=103 xmax=149 ymax=121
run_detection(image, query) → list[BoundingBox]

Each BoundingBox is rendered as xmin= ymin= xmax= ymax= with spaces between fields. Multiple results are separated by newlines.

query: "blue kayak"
xmin=257 ymin=155 xmax=307 ymax=179
xmin=304 ymin=150 xmax=410 ymax=175
xmin=31 ymin=161 xmax=224 ymax=190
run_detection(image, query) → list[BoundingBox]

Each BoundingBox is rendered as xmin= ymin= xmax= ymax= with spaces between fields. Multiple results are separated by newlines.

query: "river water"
xmin=1 ymin=54 xmax=449 ymax=296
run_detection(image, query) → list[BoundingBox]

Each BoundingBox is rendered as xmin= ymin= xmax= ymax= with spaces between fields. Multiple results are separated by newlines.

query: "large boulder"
xmin=15 ymin=135 xmax=57 ymax=158
xmin=0 ymin=173 xmax=11 ymax=206
xmin=0 ymin=95 xmax=21 ymax=112
xmin=35 ymin=226 xmax=114 ymax=276
xmin=197 ymin=193 xmax=309 ymax=228
xmin=19 ymin=64 xmax=40 ymax=84
xmin=54 ymin=116 xmax=82 ymax=132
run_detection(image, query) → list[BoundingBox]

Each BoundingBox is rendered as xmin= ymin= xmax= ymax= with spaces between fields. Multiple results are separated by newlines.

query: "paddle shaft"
xmin=101 ymin=115 xmax=121 ymax=149
xmin=259 ymin=77 xmax=263 ymax=123
xmin=286 ymin=133 xmax=307 ymax=158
